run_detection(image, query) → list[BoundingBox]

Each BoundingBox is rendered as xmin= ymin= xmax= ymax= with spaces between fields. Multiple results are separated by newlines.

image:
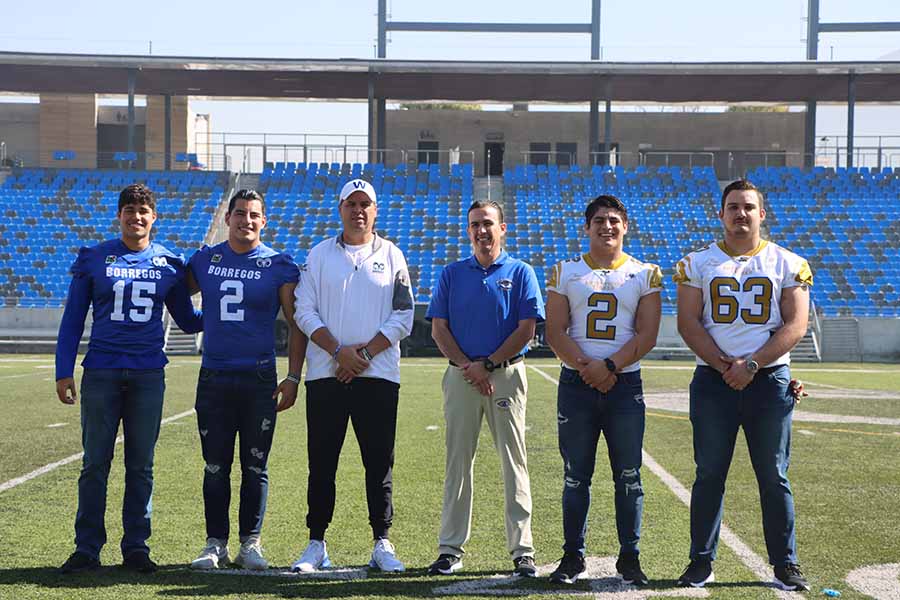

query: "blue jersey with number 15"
xmin=189 ymin=242 xmax=300 ymax=370
xmin=55 ymin=239 xmax=201 ymax=380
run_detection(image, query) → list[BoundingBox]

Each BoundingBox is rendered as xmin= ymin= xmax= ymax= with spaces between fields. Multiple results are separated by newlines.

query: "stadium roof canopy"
xmin=2 ymin=52 xmax=900 ymax=103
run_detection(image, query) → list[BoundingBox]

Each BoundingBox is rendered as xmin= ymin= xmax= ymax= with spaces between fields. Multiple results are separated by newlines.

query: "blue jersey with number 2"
xmin=189 ymin=242 xmax=299 ymax=370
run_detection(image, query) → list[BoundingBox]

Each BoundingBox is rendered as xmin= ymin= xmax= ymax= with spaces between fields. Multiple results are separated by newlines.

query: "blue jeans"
xmin=688 ymin=365 xmax=798 ymax=566
xmin=195 ymin=364 xmax=278 ymax=541
xmin=76 ymin=368 xmax=165 ymax=560
xmin=557 ymin=367 xmax=645 ymax=557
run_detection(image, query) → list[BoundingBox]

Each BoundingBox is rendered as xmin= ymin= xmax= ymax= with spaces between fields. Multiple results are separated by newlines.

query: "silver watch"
xmin=745 ymin=358 xmax=760 ymax=374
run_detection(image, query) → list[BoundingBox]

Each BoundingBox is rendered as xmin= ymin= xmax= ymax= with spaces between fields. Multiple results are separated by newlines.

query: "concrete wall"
xmin=819 ymin=318 xmax=900 ymax=363
xmin=38 ymin=94 xmax=98 ymax=168
xmin=145 ymin=95 xmax=190 ymax=170
xmin=386 ymin=109 xmax=804 ymax=176
xmin=0 ymin=103 xmax=40 ymax=165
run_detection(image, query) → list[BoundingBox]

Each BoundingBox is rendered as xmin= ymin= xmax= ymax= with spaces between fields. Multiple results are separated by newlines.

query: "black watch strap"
xmin=604 ymin=358 xmax=617 ymax=373
xmin=483 ymin=358 xmax=496 ymax=372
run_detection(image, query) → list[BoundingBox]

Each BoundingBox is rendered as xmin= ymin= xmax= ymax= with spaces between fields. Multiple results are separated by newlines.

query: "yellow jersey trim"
xmin=716 ymin=239 xmax=768 ymax=258
xmin=583 ymin=252 xmax=630 ymax=271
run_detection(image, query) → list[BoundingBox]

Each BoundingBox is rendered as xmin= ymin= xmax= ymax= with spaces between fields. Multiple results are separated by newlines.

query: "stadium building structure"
xmin=1 ymin=51 xmax=900 ymax=361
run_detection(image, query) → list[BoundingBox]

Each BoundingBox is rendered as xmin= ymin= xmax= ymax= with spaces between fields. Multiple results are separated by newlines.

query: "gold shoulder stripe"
xmin=649 ymin=264 xmax=663 ymax=289
xmin=794 ymin=260 xmax=814 ymax=287
xmin=546 ymin=262 xmax=562 ymax=290
xmin=673 ymin=258 xmax=690 ymax=284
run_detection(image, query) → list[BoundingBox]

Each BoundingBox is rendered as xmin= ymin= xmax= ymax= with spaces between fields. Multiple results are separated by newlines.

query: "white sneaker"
xmin=234 ymin=536 xmax=268 ymax=570
xmin=291 ymin=539 xmax=332 ymax=573
xmin=369 ymin=538 xmax=405 ymax=572
xmin=190 ymin=537 xmax=229 ymax=570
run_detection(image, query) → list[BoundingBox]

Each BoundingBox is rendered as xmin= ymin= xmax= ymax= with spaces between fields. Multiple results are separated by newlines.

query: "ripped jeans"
xmin=195 ymin=365 xmax=278 ymax=541
xmin=557 ymin=367 xmax=645 ymax=557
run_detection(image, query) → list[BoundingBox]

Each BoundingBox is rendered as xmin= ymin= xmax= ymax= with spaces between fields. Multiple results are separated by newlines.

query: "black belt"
xmin=450 ymin=354 xmax=524 ymax=369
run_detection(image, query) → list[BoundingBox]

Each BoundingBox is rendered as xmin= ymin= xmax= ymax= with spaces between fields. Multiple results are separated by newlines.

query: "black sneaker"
xmin=59 ymin=551 xmax=100 ymax=574
xmin=513 ymin=555 xmax=537 ymax=577
xmin=122 ymin=551 xmax=158 ymax=573
xmin=774 ymin=563 xmax=810 ymax=591
xmin=428 ymin=554 xmax=462 ymax=575
xmin=549 ymin=552 xmax=586 ymax=584
xmin=678 ymin=559 xmax=714 ymax=587
xmin=616 ymin=553 xmax=649 ymax=586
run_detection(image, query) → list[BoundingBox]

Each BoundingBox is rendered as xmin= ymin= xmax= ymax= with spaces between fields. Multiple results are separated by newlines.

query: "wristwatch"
xmin=603 ymin=358 xmax=617 ymax=373
xmin=745 ymin=358 xmax=760 ymax=374
xmin=358 ymin=347 xmax=373 ymax=361
xmin=482 ymin=358 xmax=497 ymax=372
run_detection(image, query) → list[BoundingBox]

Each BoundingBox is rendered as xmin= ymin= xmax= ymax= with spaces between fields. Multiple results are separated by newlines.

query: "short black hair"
xmin=228 ymin=189 xmax=266 ymax=214
xmin=720 ymin=179 xmax=764 ymax=210
xmin=584 ymin=194 xmax=628 ymax=224
xmin=118 ymin=184 xmax=155 ymax=212
xmin=467 ymin=200 xmax=504 ymax=224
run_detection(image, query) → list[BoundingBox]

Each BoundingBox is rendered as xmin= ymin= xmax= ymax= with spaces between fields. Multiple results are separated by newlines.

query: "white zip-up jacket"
xmin=294 ymin=233 xmax=414 ymax=383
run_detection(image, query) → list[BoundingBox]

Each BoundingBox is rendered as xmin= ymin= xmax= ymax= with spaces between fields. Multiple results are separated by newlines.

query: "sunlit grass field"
xmin=1 ymin=356 xmax=898 ymax=599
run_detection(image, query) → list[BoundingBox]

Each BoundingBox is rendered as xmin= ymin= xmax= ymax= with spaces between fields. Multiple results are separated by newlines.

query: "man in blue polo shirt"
xmin=426 ymin=200 xmax=545 ymax=578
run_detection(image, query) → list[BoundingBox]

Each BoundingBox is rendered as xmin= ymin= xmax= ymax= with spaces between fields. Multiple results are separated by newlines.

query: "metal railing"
xmin=401 ymin=148 xmax=476 ymax=168
xmin=640 ymin=151 xmax=715 ymax=169
xmin=0 ymin=149 xmax=229 ymax=172
xmin=588 ymin=151 xmax=638 ymax=167
xmin=520 ymin=150 xmax=577 ymax=166
xmin=0 ymin=141 xmax=6 ymax=165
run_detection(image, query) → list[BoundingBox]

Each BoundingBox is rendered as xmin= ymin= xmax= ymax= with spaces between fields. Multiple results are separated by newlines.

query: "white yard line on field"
xmin=528 ymin=364 xmax=801 ymax=599
xmin=0 ymin=408 xmax=196 ymax=494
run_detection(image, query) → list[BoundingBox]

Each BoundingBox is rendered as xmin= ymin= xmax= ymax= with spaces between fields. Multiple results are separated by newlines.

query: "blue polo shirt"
xmin=426 ymin=251 xmax=544 ymax=358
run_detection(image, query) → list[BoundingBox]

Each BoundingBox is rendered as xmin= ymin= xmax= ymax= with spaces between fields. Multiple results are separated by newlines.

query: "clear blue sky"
xmin=2 ymin=0 xmax=899 ymax=139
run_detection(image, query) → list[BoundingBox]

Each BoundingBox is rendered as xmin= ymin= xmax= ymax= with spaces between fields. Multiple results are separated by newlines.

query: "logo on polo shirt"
xmin=151 ymin=256 xmax=168 ymax=267
xmin=299 ymin=263 xmax=308 ymax=272
xmin=256 ymin=257 xmax=272 ymax=268
xmin=498 ymin=278 xmax=513 ymax=290
xmin=496 ymin=399 xmax=512 ymax=410
xmin=211 ymin=253 xmax=223 ymax=263
xmin=105 ymin=255 xmax=117 ymax=265
xmin=372 ymin=262 xmax=385 ymax=274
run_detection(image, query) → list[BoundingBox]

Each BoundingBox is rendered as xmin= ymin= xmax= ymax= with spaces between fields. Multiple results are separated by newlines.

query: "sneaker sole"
xmin=515 ymin=570 xmax=537 ymax=578
xmin=235 ymin=558 xmax=268 ymax=571
xmin=291 ymin=557 xmax=332 ymax=573
xmin=680 ymin=572 xmax=715 ymax=588
xmin=190 ymin=555 xmax=229 ymax=570
xmin=620 ymin=576 xmax=649 ymax=586
xmin=369 ymin=560 xmax=406 ymax=572
xmin=429 ymin=562 xmax=463 ymax=575
xmin=60 ymin=563 xmax=100 ymax=574
xmin=772 ymin=577 xmax=810 ymax=591
xmin=550 ymin=572 xmax=582 ymax=584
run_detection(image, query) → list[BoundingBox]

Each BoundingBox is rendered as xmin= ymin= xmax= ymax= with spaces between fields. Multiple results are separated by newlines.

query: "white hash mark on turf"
xmin=426 ymin=425 xmax=439 ymax=431
xmin=796 ymin=430 xmax=815 ymax=436
xmin=46 ymin=423 xmax=68 ymax=428
xmin=846 ymin=562 xmax=900 ymax=599
xmin=434 ymin=556 xmax=708 ymax=598
xmin=528 ymin=365 xmax=799 ymax=599
xmin=196 ymin=566 xmax=369 ymax=579
xmin=0 ymin=409 xmax=196 ymax=494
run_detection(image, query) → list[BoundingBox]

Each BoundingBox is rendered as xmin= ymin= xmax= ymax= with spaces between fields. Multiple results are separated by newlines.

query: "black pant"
xmin=305 ymin=377 xmax=399 ymax=540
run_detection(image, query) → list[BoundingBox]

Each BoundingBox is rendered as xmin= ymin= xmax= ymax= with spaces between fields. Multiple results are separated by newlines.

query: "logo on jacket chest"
xmin=372 ymin=262 xmax=385 ymax=274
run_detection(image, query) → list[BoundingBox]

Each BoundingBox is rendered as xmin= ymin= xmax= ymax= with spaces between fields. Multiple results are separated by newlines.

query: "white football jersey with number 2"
xmin=673 ymin=240 xmax=813 ymax=367
xmin=547 ymin=253 xmax=663 ymax=373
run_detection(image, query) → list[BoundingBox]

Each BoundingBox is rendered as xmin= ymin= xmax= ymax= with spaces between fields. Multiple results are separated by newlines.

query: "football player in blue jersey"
xmin=186 ymin=189 xmax=307 ymax=571
xmin=55 ymin=183 xmax=202 ymax=574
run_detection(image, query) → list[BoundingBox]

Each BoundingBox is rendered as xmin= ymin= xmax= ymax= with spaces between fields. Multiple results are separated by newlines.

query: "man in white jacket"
xmin=291 ymin=179 xmax=414 ymax=574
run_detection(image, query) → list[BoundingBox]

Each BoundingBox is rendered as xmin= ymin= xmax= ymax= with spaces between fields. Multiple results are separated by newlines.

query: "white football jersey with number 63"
xmin=673 ymin=240 xmax=813 ymax=367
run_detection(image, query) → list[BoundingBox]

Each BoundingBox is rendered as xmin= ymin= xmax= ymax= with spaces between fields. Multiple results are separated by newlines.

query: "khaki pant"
xmin=438 ymin=361 xmax=534 ymax=559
